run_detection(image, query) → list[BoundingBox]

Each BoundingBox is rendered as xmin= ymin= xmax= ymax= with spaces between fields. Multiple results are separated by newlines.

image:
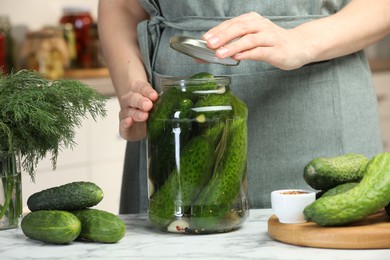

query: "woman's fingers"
xmin=203 ymin=12 xmax=280 ymax=60
xmin=203 ymin=12 xmax=262 ymax=42
xmin=131 ymin=80 xmax=158 ymax=102
xmin=120 ymin=81 xmax=158 ymax=114
xmin=117 ymin=80 xmax=157 ymax=141
xmin=119 ymin=103 xmax=149 ymax=123
xmin=214 ymin=32 xmax=275 ymax=59
xmin=203 ymin=12 xmax=268 ymax=48
xmin=119 ymin=116 xmax=147 ymax=141
xmin=202 ymin=12 xmax=311 ymax=70
xmin=120 ymin=90 xmax=150 ymax=113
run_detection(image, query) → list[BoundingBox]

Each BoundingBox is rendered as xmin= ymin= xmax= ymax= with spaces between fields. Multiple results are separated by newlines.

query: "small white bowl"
xmin=271 ymin=189 xmax=316 ymax=224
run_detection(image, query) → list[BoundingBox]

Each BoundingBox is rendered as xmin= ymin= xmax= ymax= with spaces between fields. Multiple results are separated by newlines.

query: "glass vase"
xmin=0 ymin=151 xmax=22 ymax=230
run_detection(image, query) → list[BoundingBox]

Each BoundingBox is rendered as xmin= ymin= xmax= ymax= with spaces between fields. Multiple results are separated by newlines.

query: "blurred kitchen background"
xmin=0 ymin=0 xmax=125 ymax=214
xmin=0 ymin=0 xmax=389 ymax=214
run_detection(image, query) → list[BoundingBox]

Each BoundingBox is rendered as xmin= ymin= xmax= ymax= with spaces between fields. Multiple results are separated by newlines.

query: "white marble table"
xmin=0 ymin=209 xmax=388 ymax=260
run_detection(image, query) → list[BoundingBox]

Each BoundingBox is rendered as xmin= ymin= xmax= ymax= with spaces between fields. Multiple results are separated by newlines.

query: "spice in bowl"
xmin=271 ymin=189 xmax=316 ymax=224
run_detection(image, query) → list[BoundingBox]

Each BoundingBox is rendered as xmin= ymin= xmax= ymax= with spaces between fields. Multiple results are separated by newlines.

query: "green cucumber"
xmin=185 ymin=72 xmax=218 ymax=93
xmin=71 ymin=208 xmax=126 ymax=243
xmin=303 ymin=153 xmax=369 ymax=190
xmin=320 ymin=182 xmax=359 ymax=198
xmin=148 ymin=87 xmax=183 ymax=142
xmin=202 ymin=121 xmax=226 ymax=148
xmin=149 ymin=98 xmax=194 ymax=187
xmin=148 ymin=135 xmax=215 ymax=229
xmin=189 ymin=72 xmax=215 ymax=80
xmin=190 ymin=96 xmax=248 ymax=233
xmin=27 ymin=181 xmax=103 ymax=211
xmin=304 ymin=152 xmax=390 ymax=226
xmin=148 ymin=72 xmax=217 ymax=141
xmin=194 ymin=92 xmax=233 ymax=121
xmin=316 ymin=182 xmax=359 ymax=199
xmin=21 ymin=210 xmax=81 ymax=244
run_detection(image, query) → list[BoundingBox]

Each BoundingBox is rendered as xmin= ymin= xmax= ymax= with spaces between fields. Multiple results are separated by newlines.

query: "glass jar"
xmin=0 ymin=151 xmax=22 ymax=230
xmin=87 ymin=23 xmax=106 ymax=68
xmin=147 ymin=74 xmax=249 ymax=234
xmin=20 ymin=27 xmax=69 ymax=79
xmin=61 ymin=23 xmax=77 ymax=68
xmin=60 ymin=7 xmax=93 ymax=68
xmin=0 ymin=33 xmax=5 ymax=74
xmin=0 ymin=15 xmax=14 ymax=74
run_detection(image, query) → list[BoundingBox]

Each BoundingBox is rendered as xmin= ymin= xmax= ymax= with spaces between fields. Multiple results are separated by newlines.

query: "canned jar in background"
xmin=147 ymin=73 xmax=249 ymax=234
xmin=0 ymin=15 xmax=15 ymax=74
xmin=60 ymin=7 xmax=93 ymax=68
xmin=0 ymin=33 xmax=5 ymax=74
xmin=61 ymin=23 xmax=77 ymax=68
xmin=20 ymin=28 xmax=69 ymax=79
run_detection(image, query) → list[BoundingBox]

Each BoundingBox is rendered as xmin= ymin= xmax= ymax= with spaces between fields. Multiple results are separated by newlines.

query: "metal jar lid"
xmin=170 ymin=35 xmax=239 ymax=66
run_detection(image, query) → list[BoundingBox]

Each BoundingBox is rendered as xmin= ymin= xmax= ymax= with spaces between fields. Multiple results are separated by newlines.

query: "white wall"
xmin=0 ymin=0 xmax=98 ymax=31
xmin=0 ymin=1 xmax=127 ymax=214
xmin=0 ymin=0 xmax=99 ymax=55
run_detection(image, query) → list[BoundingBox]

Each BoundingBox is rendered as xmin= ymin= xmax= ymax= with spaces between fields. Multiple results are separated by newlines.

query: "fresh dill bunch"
xmin=0 ymin=70 xmax=107 ymax=180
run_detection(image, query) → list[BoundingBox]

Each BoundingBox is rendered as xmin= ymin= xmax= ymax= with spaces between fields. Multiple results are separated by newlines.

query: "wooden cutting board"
xmin=267 ymin=210 xmax=390 ymax=249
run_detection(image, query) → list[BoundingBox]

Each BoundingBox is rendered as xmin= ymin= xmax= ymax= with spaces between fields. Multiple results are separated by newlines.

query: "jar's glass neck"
xmin=160 ymin=76 xmax=230 ymax=93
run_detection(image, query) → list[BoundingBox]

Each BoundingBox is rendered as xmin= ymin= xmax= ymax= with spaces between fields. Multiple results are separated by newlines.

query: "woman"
xmin=98 ymin=0 xmax=390 ymax=213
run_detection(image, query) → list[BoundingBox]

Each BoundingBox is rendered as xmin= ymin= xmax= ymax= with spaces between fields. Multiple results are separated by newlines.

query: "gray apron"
xmin=119 ymin=0 xmax=383 ymax=213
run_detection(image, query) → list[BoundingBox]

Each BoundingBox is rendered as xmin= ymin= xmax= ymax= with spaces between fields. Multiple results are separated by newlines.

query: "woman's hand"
xmin=98 ymin=0 xmax=154 ymax=141
xmin=204 ymin=1 xmax=390 ymax=70
xmin=203 ymin=12 xmax=313 ymax=70
xmin=118 ymin=80 xmax=158 ymax=141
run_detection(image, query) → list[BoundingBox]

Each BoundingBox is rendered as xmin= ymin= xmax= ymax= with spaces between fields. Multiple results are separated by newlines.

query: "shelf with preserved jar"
xmin=0 ymin=15 xmax=15 ymax=74
xmin=20 ymin=27 xmax=69 ymax=80
xmin=60 ymin=6 xmax=94 ymax=68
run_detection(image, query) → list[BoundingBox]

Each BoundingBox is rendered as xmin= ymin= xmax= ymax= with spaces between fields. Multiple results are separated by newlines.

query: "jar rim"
xmin=160 ymin=75 xmax=230 ymax=86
